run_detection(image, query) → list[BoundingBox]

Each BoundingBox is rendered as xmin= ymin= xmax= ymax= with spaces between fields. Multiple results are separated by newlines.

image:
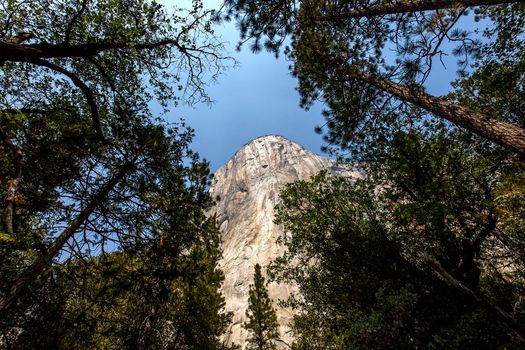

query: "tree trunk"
xmin=138 ymin=305 xmax=158 ymax=349
xmin=321 ymin=0 xmax=519 ymax=21
xmin=355 ymin=70 xmax=525 ymax=156
xmin=424 ymin=253 xmax=525 ymax=340
xmin=0 ymin=39 xmax=185 ymax=64
xmin=0 ymin=126 xmax=22 ymax=235
xmin=0 ymin=164 xmax=130 ymax=316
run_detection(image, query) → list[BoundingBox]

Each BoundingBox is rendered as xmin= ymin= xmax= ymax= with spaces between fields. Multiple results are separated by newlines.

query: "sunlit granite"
xmin=210 ymin=135 xmax=359 ymax=349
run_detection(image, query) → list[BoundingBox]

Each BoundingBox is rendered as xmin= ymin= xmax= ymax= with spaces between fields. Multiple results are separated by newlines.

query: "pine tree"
xmin=225 ymin=0 xmax=525 ymax=156
xmin=244 ymin=264 xmax=280 ymax=350
xmin=272 ymin=126 xmax=525 ymax=347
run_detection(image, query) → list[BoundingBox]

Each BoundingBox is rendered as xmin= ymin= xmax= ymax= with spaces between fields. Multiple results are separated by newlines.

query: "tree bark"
xmin=425 ymin=254 xmax=525 ymax=340
xmin=320 ymin=0 xmax=520 ymax=21
xmin=355 ymin=70 xmax=525 ymax=156
xmin=0 ymin=126 xmax=22 ymax=235
xmin=0 ymin=39 xmax=186 ymax=64
xmin=138 ymin=305 xmax=158 ymax=349
xmin=0 ymin=164 xmax=130 ymax=316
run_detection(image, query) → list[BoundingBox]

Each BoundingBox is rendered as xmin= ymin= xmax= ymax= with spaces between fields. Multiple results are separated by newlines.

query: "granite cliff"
xmin=209 ymin=135 xmax=358 ymax=348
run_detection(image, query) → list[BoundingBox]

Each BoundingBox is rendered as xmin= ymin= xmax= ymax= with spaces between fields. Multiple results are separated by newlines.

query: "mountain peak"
xmin=210 ymin=137 xmax=359 ymax=348
xmin=250 ymin=134 xmax=290 ymax=142
xmin=233 ymin=134 xmax=306 ymax=160
xmin=218 ymin=135 xmax=320 ymax=180
xmin=244 ymin=134 xmax=299 ymax=147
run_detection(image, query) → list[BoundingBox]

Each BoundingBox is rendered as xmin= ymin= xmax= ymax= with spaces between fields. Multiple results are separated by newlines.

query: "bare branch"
xmin=0 ymin=38 xmax=198 ymax=62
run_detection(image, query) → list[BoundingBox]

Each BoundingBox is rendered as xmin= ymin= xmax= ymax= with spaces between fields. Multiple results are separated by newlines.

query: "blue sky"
xmin=172 ymin=13 xmax=327 ymax=171
xmin=161 ymin=0 xmax=468 ymax=171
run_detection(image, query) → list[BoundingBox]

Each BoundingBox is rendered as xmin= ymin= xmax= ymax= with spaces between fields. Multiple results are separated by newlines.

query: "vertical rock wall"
xmin=209 ymin=135 xmax=358 ymax=348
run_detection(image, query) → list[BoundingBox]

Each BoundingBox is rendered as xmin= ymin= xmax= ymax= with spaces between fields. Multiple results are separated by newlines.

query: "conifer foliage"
xmin=0 ymin=0 xmax=234 ymax=348
xmin=225 ymin=0 xmax=525 ymax=157
xmin=244 ymin=264 xmax=280 ymax=350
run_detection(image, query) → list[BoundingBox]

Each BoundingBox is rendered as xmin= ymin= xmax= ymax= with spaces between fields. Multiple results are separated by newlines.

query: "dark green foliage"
xmin=0 ymin=115 xmax=233 ymax=349
xmin=272 ymin=124 xmax=525 ymax=349
xmin=0 ymin=1 xmax=234 ymax=347
xmin=225 ymin=1 xmax=525 ymax=157
xmin=225 ymin=1 xmax=525 ymax=347
xmin=244 ymin=264 xmax=280 ymax=350
xmin=11 ymin=218 xmax=230 ymax=349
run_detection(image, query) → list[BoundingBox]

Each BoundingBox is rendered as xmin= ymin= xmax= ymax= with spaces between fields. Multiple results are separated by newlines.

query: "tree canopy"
xmin=224 ymin=0 xmax=525 ymax=157
xmin=2 ymin=0 xmax=524 ymax=348
xmin=0 ymin=1 xmax=235 ymax=348
xmin=227 ymin=2 xmax=525 ymax=347
xmin=1 ymin=0 xmax=230 ymax=139
xmin=0 ymin=113 xmax=235 ymax=348
xmin=270 ymin=116 xmax=525 ymax=348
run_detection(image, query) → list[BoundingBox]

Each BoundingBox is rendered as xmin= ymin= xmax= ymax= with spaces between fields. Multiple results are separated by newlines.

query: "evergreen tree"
xmin=0 ymin=115 xmax=235 ymax=349
xmin=225 ymin=1 xmax=525 ymax=156
xmin=272 ymin=124 xmax=525 ymax=348
xmin=0 ymin=2 xmax=235 ymax=347
xmin=244 ymin=264 xmax=280 ymax=350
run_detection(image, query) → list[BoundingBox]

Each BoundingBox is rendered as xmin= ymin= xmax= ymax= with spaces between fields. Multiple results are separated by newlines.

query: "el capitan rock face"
xmin=210 ymin=135 xmax=358 ymax=348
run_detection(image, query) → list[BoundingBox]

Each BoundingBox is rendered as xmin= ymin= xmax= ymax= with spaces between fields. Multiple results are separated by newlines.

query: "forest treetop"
xmin=0 ymin=2 xmax=237 ymax=347
xmin=224 ymin=0 xmax=525 ymax=157
xmin=0 ymin=0 xmax=232 ymax=139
